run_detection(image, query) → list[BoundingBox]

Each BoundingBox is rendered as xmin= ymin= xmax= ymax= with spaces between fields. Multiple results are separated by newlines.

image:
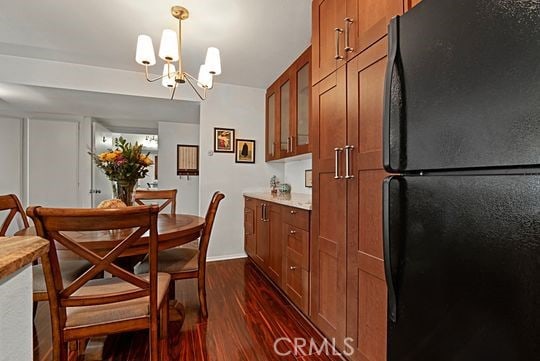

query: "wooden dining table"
xmin=14 ymin=213 xmax=205 ymax=257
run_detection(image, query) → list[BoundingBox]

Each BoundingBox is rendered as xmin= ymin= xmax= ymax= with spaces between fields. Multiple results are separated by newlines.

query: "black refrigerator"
xmin=382 ymin=0 xmax=540 ymax=360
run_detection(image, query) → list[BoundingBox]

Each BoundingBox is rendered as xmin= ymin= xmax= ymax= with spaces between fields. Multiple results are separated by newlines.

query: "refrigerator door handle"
xmin=383 ymin=16 xmax=404 ymax=173
xmin=383 ymin=177 xmax=398 ymax=323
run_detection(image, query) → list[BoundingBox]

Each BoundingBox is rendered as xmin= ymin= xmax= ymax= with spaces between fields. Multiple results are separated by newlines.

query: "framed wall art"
xmin=177 ymin=144 xmax=199 ymax=176
xmin=235 ymin=139 xmax=255 ymax=164
xmin=214 ymin=127 xmax=235 ymax=153
xmin=305 ymin=169 xmax=312 ymax=188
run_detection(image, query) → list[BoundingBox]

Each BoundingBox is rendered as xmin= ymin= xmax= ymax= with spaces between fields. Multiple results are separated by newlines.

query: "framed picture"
xmin=214 ymin=128 xmax=235 ymax=153
xmin=305 ymin=169 xmax=312 ymax=188
xmin=235 ymin=139 xmax=256 ymax=164
xmin=177 ymin=144 xmax=199 ymax=175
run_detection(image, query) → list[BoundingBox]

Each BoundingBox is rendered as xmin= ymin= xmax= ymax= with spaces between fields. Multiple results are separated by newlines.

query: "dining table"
xmin=14 ymin=213 xmax=205 ymax=257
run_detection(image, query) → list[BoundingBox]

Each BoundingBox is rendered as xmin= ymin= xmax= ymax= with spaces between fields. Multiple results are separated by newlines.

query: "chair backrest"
xmin=0 ymin=194 xmax=29 ymax=236
xmin=134 ymin=189 xmax=177 ymax=215
xmin=198 ymin=192 xmax=225 ymax=268
xmin=27 ymin=205 xmax=160 ymax=323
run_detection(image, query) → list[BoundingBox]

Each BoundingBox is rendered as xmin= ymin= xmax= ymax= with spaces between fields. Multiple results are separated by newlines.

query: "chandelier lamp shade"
xmin=135 ymin=5 xmax=221 ymax=100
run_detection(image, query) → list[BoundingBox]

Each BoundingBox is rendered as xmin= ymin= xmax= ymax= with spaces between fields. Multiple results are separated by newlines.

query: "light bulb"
xmin=158 ymin=29 xmax=179 ymax=61
xmin=197 ymin=64 xmax=213 ymax=89
xmin=205 ymin=47 xmax=221 ymax=75
xmin=162 ymin=64 xmax=177 ymax=88
xmin=135 ymin=35 xmax=156 ymax=65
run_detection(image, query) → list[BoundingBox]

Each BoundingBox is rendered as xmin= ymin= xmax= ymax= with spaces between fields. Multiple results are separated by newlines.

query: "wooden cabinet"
xmin=283 ymin=208 xmax=310 ymax=314
xmin=312 ymin=0 xmax=347 ymax=85
xmin=244 ymin=197 xmax=311 ymax=314
xmin=244 ymin=197 xmax=257 ymax=257
xmin=406 ymin=0 xmax=422 ymax=10
xmin=266 ymin=47 xmax=312 ymax=161
xmin=267 ymin=203 xmax=283 ymax=284
xmin=311 ymin=66 xmax=348 ymax=349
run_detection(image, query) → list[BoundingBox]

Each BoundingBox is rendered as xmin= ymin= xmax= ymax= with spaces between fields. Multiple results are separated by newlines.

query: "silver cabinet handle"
xmin=290 ymin=210 xmax=297 ymax=215
xmin=334 ymin=147 xmax=344 ymax=179
xmin=289 ymin=266 xmax=297 ymax=271
xmin=334 ymin=28 xmax=344 ymax=60
xmin=271 ymin=142 xmax=275 ymax=156
xmin=264 ymin=204 xmax=269 ymax=222
xmin=344 ymin=18 xmax=354 ymax=52
xmin=261 ymin=203 xmax=265 ymax=221
xmin=345 ymin=145 xmax=355 ymax=179
xmin=287 ymin=137 xmax=291 ymax=152
xmin=289 ymin=230 xmax=297 ymax=235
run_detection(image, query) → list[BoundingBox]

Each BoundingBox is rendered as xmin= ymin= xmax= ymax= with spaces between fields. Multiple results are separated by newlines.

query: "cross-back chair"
xmin=27 ymin=205 xmax=170 ymax=361
xmin=0 ymin=194 xmax=90 ymax=315
xmin=135 ymin=191 xmax=224 ymax=318
xmin=135 ymin=189 xmax=178 ymax=214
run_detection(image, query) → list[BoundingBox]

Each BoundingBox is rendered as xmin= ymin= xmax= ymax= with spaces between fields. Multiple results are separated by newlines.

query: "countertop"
xmin=0 ymin=236 xmax=49 ymax=280
xmin=243 ymin=192 xmax=312 ymax=211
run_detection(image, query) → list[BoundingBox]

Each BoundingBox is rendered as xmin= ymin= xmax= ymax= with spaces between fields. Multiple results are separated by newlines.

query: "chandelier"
xmin=135 ymin=5 xmax=221 ymax=100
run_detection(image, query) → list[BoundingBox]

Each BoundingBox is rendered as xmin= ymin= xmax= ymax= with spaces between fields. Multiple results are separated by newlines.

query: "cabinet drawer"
xmin=285 ymin=248 xmax=309 ymax=313
xmin=285 ymin=224 xmax=309 ymax=270
xmin=282 ymin=207 xmax=310 ymax=230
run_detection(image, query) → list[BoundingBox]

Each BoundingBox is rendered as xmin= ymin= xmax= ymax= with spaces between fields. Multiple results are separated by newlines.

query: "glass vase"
xmin=112 ymin=180 xmax=137 ymax=206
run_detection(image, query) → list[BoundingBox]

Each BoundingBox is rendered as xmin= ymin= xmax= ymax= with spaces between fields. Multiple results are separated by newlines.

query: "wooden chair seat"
xmin=33 ymin=260 xmax=91 ymax=295
xmin=135 ymin=247 xmax=198 ymax=274
xmin=66 ymin=273 xmax=170 ymax=327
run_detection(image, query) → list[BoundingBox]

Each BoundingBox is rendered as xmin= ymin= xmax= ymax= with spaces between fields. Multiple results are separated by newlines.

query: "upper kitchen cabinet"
xmin=312 ymin=0 xmax=347 ymax=85
xmin=405 ymin=0 xmax=423 ymax=11
xmin=312 ymin=0 xmax=403 ymax=85
xmin=265 ymin=47 xmax=312 ymax=162
xmin=345 ymin=0 xmax=404 ymax=59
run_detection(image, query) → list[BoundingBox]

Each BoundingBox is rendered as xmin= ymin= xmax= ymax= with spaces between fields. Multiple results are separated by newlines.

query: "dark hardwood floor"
xmin=33 ymin=258 xmax=344 ymax=360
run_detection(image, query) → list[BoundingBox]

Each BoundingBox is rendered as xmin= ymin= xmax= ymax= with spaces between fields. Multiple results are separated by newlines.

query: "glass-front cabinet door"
xmin=279 ymin=77 xmax=293 ymax=157
xmin=294 ymin=48 xmax=311 ymax=154
xmin=266 ymin=87 xmax=278 ymax=161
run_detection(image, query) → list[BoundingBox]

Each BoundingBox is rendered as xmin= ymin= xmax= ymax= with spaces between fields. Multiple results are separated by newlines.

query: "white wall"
xmin=0 ymin=266 xmax=32 ymax=361
xmin=200 ymin=83 xmax=285 ymax=260
xmin=26 ymin=118 xmax=80 ymax=207
xmin=158 ymin=122 xmax=200 ymax=215
xmin=0 ymin=116 xmax=25 ymax=233
xmin=284 ymin=157 xmax=312 ymax=194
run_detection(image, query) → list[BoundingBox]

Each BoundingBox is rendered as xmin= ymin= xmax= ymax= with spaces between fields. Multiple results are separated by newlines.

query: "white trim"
xmin=207 ymin=253 xmax=247 ymax=263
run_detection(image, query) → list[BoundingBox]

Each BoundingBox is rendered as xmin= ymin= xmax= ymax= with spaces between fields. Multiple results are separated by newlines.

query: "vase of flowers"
xmin=90 ymin=137 xmax=153 ymax=206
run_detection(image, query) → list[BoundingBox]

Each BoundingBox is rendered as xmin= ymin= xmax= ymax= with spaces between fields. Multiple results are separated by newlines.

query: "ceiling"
xmin=0 ymin=0 xmax=312 ymax=89
xmin=0 ymin=82 xmax=200 ymax=131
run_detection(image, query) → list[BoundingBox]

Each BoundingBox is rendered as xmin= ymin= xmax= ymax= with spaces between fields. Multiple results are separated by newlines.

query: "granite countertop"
xmin=243 ymin=192 xmax=312 ymax=211
xmin=0 ymin=236 xmax=49 ymax=280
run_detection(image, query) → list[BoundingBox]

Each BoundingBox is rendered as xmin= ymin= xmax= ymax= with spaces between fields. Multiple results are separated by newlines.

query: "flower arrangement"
xmin=90 ymin=137 xmax=153 ymax=205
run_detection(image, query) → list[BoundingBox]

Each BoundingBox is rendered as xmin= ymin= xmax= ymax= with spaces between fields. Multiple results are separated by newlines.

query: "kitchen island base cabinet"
xmin=244 ymin=197 xmax=311 ymax=315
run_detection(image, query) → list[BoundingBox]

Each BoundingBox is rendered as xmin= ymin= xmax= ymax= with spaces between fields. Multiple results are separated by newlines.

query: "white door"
xmin=91 ymin=122 xmax=114 ymax=207
xmin=28 ymin=119 xmax=79 ymax=207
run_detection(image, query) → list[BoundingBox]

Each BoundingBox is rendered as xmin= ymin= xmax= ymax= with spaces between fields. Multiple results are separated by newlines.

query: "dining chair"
xmin=135 ymin=189 xmax=178 ymax=214
xmin=0 ymin=194 xmax=91 ymax=316
xmin=135 ymin=191 xmax=225 ymax=318
xmin=27 ymin=205 xmax=170 ymax=361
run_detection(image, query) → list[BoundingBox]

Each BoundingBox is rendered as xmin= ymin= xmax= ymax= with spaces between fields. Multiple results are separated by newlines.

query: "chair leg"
xmin=198 ymin=273 xmax=208 ymax=318
xmin=159 ymin=293 xmax=169 ymax=361
xmin=60 ymin=341 xmax=69 ymax=361
xmin=168 ymin=281 xmax=176 ymax=301
xmin=150 ymin=323 xmax=159 ymax=361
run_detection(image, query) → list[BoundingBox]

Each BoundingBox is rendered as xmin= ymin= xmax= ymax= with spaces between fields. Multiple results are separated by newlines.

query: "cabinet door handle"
xmin=290 ymin=136 xmax=295 ymax=152
xmin=289 ymin=266 xmax=297 ymax=271
xmin=334 ymin=147 xmax=344 ymax=179
xmin=345 ymin=145 xmax=355 ymax=179
xmin=344 ymin=18 xmax=354 ymax=52
xmin=287 ymin=137 xmax=291 ymax=152
xmin=334 ymin=28 xmax=344 ymax=60
xmin=261 ymin=204 xmax=265 ymax=221
xmin=264 ymin=204 xmax=269 ymax=222
xmin=290 ymin=210 xmax=297 ymax=215
xmin=271 ymin=142 xmax=275 ymax=156
xmin=289 ymin=230 xmax=297 ymax=235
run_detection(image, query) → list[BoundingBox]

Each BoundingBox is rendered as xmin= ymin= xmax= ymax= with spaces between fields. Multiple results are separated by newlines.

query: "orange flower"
xmin=105 ymin=152 xmax=117 ymax=161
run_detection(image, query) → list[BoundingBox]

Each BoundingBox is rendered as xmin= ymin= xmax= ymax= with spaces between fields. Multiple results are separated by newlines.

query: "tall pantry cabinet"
xmin=310 ymin=1 xmax=420 ymax=360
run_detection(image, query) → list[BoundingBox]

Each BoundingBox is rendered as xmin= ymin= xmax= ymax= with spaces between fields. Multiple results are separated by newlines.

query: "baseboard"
xmin=207 ymin=253 xmax=248 ymax=262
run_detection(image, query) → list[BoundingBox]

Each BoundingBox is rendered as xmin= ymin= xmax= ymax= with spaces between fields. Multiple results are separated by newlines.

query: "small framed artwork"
xmin=305 ymin=169 xmax=312 ymax=188
xmin=214 ymin=127 xmax=235 ymax=153
xmin=177 ymin=144 xmax=199 ymax=175
xmin=235 ymin=139 xmax=256 ymax=164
